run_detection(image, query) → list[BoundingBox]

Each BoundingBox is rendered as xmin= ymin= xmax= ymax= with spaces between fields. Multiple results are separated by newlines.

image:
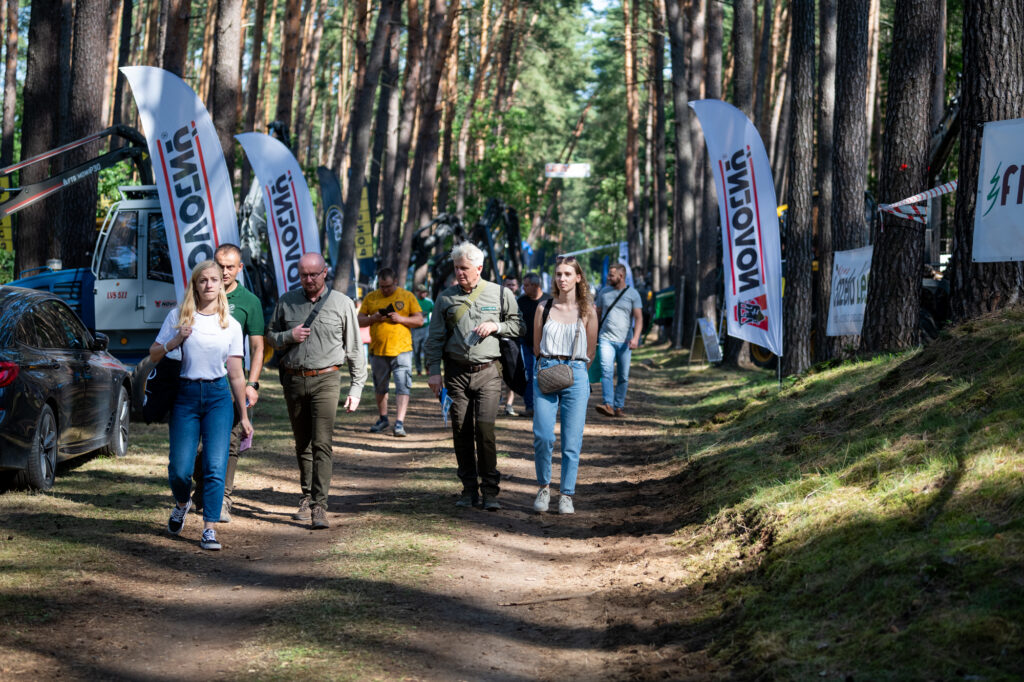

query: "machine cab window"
xmin=97 ymin=211 xmax=138 ymax=280
xmin=147 ymin=213 xmax=173 ymax=283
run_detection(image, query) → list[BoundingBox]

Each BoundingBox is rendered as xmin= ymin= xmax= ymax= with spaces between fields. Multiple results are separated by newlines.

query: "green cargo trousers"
xmin=280 ymin=370 xmax=343 ymax=509
xmin=445 ymin=360 xmax=502 ymax=498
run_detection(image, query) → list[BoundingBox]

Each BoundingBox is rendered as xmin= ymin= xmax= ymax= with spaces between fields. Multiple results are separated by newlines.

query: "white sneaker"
xmin=200 ymin=528 xmax=222 ymax=550
xmin=533 ymin=487 xmax=550 ymax=513
xmin=558 ymin=495 xmax=574 ymax=515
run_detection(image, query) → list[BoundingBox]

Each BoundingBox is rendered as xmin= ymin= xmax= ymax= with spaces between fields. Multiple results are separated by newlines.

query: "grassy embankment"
xmin=665 ymin=307 xmax=1024 ymax=679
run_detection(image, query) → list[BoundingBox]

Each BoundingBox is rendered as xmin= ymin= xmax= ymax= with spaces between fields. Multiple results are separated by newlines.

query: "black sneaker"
xmin=310 ymin=505 xmax=330 ymax=529
xmin=454 ymin=492 xmax=480 ymax=508
xmin=167 ymin=499 xmax=192 ymax=535
xmin=292 ymin=496 xmax=312 ymax=521
xmin=482 ymin=497 xmax=501 ymax=511
xmin=369 ymin=416 xmax=389 ymax=433
xmin=200 ymin=528 xmax=222 ymax=550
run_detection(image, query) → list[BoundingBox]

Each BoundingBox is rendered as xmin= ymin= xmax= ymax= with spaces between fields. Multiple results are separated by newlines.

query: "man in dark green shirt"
xmin=191 ymin=244 xmax=265 ymax=522
xmin=425 ymin=242 xmax=523 ymax=510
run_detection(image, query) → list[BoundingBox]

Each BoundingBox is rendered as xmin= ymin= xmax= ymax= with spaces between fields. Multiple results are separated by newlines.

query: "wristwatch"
xmin=246 ymin=381 xmax=260 ymax=390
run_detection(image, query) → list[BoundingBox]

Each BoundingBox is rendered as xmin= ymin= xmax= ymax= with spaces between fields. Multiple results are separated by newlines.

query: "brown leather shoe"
xmin=614 ymin=408 xmax=625 ymax=417
xmin=595 ymin=403 xmax=615 ymax=417
xmin=310 ymin=505 xmax=330 ymax=529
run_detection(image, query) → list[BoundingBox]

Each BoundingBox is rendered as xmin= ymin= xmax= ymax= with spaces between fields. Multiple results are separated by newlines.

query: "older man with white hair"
xmin=425 ymin=243 xmax=523 ymax=510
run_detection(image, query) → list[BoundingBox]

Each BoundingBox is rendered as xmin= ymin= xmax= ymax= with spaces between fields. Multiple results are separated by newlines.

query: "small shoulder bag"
xmin=535 ymin=300 xmax=581 ymax=395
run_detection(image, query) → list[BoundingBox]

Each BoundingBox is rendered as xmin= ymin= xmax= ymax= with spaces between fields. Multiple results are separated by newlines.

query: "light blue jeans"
xmin=168 ymin=377 xmax=234 ymax=523
xmin=598 ymin=339 xmax=631 ymax=409
xmin=532 ymin=358 xmax=589 ymax=496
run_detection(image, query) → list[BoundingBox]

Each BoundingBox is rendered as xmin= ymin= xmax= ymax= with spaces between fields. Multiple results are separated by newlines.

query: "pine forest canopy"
xmin=3 ymin=0 xmax=1020 ymax=373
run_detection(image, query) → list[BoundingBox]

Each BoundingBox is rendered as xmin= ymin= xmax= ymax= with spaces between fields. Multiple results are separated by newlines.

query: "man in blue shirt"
xmin=594 ymin=263 xmax=643 ymax=417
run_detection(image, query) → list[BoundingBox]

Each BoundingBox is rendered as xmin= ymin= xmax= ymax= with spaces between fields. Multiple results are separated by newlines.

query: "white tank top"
xmin=540 ymin=318 xmax=587 ymax=360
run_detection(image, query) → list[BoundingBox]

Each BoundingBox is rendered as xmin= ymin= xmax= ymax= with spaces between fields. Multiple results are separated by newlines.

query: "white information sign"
xmin=697 ymin=317 xmax=722 ymax=362
xmin=826 ymin=245 xmax=873 ymax=336
xmin=545 ymin=163 xmax=591 ymax=178
xmin=973 ymin=118 xmax=1024 ymax=262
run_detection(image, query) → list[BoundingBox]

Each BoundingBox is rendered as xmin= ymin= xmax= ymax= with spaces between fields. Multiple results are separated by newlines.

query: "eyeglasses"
xmin=300 ymin=268 xmax=327 ymax=280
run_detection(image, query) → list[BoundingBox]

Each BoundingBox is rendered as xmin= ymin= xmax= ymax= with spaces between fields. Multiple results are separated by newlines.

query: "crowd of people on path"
xmin=149 ymin=241 xmax=644 ymax=551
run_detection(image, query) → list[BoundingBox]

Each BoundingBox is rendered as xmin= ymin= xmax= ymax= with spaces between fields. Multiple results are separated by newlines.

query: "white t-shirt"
xmin=156 ymin=308 xmax=243 ymax=380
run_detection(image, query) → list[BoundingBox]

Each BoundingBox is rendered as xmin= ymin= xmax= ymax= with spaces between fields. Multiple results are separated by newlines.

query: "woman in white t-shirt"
xmin=149 ymin=260 xmax=253 ymax=551
xmin=531 ymin=256 xmax=598 ymax=515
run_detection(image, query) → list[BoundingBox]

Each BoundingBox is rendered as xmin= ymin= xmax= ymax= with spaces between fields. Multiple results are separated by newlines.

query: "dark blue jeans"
xmin=168 ymin=377 xmax=234 ymax=522
xmin=521 ymin=344 xmax=537 ymax=410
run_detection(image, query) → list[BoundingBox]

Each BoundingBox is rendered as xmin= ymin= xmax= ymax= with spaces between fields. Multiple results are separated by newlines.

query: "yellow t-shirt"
xmin=359 ymin=288 xmax=422 ymax=356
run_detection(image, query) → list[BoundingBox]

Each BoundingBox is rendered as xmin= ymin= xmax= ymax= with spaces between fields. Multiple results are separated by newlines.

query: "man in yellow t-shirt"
xmin=358 ymin=268 xmax=423 ymax=437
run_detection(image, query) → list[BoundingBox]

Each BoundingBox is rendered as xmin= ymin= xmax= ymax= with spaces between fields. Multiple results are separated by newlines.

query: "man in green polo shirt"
xmin=191 ymin=244 xmax=265 ymax=522
xmin=425 ymin=242 xmax=522 ymax=510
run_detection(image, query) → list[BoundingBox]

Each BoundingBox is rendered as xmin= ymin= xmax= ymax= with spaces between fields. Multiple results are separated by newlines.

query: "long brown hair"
xmin=553 ymin=256 xmax=593 ymax=321
xmin=177 ymin=260 xmax=230 ymax=328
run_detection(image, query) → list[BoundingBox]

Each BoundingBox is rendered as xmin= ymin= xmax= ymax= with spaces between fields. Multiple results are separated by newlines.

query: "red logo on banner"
xmin=734 ymin=295 xmax=769 ymax=330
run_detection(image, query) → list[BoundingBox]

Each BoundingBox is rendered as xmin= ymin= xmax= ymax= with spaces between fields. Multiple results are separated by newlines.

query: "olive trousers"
xmin=280 ymin=370 xmax=343 ymax=509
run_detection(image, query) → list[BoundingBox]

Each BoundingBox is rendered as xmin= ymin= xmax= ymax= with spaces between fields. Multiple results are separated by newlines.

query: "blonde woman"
xmin=149 ymin=260 xmax=253 ymax=550
xmin=531 ymin=256 xmax=598 ymax=514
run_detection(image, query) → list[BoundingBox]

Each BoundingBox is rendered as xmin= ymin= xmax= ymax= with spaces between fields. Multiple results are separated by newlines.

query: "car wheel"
xmin=18 ymin=404 xmax=58 ymax=491
xmin=101 ymin=386 xmax=130 ymax=458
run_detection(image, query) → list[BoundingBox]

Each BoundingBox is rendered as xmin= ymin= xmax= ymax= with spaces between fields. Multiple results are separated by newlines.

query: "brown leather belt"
xmin=282 ymin=364 xmax=341 ymax=377
xmin=447 ymin=358 xmax=497 ymax=373
xmin=541 ymin=355 xmax=573 ymax=361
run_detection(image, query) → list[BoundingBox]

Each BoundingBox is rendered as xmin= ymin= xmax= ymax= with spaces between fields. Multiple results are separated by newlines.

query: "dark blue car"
xmin=0 ymin=286 xmax=131 ymax=491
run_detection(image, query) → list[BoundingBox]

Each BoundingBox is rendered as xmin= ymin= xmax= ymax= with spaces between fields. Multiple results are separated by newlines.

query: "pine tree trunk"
xmin=379 ymin=0 xmax=422 ymax=272
xmin=162 ymin=0 xmax=191 ymax=77
xmin=832 ymin=0 xmax=869 ymax=253
xmin=274 ymin=0 xmax=303 ymax=142
xmin=58 ymin=0 xmax=109 ymax=269
xmin=456 ymin=0 xmax=503 ymax=218
xmin=110 ymin=0 xmax=133 ymax=142
xmin=327 ymin=2 xmax=352 ymax=173
xmin=949 ymin=0 xmax=1024 ymax=319
xmin=666 ymin=0 xmax=695 ymax=348
xmin=397 ymin=0 xmax=458 ymax=279
xmin=864 ymin=0 xmax=881 ymax=171
xmin=198 ymin=1 xmax=217 ymax=100
xmin=102 ymin=1 xmax=120 ymax=126
xmin=813 ymin=0 xmax=837 ymax=362
xmin=681 ymin=0 xmax=704 ymax=346
xmin=295 ymin=0 xmax=326 ymax=164
xmin=1 ymin=0 xmax=19 ymax=166
xmin=652 ymin=0 xmax=669 ymax=293
xmin=623 ymin=0 xmax=641 ymax=273
xmin=369 ymin=22 xmax=400 ymax=223
xmin=781 ymin=0 xmax=814 ymax=376
xmin=240 ymin=0 xmax=267 ymax=197
xmin=732 ymin=0 xmax=754 ymax=116
xmin=436 ymin=16 xmax=459 ymax=214
xmin=699 ymin=0 xmax=722 ymax=326
xmin=861 ymin=0 xmax=939 ymax=352
xmin=17 ymin=0 xmax=64 ymax=273
xmin=753 ymin=0 xmax=773 ymax=143
xmin=211 ymin=0 xmax=242 ymax=187
xmin=258 ymin=0 xmax=280 ymax=130
xmin=333 ymin=0 xmax=397 ymax=293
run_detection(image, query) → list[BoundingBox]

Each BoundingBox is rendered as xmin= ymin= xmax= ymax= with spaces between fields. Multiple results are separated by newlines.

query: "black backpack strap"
xmin=302 ymin=289 xmax=332 ymax=327
xmin=541 ymin=298 xmax=554 ymax=327
xmin=598 ymin=287 xmax=629 ymax=332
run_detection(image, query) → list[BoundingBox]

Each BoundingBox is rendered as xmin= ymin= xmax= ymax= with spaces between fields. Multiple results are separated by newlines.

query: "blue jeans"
xmin=521 ymin=345 xmax=537 ymax=410
xmin=168 ymin=377 xmax=234 ymax=522
xmin=532 ymin=358 xmax=589 ymax=496
xmin=598 ymin=339 xmax=631 ymax=409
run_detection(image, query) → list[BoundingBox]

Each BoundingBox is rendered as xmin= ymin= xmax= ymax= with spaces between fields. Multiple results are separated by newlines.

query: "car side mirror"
xmin=92 ymin=332 xmax=109 ymax=351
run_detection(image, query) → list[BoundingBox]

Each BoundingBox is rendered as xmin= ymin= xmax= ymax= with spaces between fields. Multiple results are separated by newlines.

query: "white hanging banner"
xmin=826 ymin=245 xmax=873 ymax=336
xmin=121 ymin=66 xmax=239 ymax=301
xmin=236 ymin=132 xmax=320 ymax=295
xmin=974 ymin=118 xmax=1024 ymax=262
xmin=689 ymin=99 xmax=783 ymax=357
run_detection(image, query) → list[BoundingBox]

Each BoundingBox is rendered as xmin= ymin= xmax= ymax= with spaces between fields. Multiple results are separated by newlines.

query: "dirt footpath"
xmin=1 ymin=357 xmax=730 ymax=681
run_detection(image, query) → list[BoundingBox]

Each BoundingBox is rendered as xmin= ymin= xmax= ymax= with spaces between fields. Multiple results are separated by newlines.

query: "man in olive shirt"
xmin=191 ymin=243 xmax=265 ymax=522
xmin=267 ymin=253 xmax=366 ymax=529
xmin=425 ymin=242 xmax=523 ymax=510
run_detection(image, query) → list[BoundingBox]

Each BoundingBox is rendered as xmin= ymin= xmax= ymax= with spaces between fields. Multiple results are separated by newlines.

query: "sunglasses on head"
xmin=555 ymin=255 xmax=577 ymax=264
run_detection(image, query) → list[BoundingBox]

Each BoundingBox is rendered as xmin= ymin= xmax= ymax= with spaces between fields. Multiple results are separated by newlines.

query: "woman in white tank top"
xmin=530 ymin=256 xmax=598 ymax=515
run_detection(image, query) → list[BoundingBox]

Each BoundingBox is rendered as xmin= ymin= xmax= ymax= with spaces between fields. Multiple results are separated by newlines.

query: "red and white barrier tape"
xmin=878 ymin=180 xmax=958 ymax=224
